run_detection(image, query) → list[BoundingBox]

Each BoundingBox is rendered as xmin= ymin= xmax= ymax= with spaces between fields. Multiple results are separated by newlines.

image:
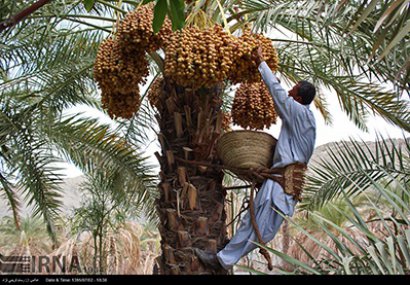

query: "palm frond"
xmin=302 ymin=137 xmax=409 ymax=211
xmin=46 ymin=114 xmax=158 ymax=219
xmin=278 ymin=38 xmax=410 ymax=131
xmin=0 ymin=96 xmax=63 ymax=244
xmin=12 ymin=141 xmax=64 ymax=245
xmin=2 ymin=29 xmax=106 ymax=114
xmin=49 ymin=116 xmax=147 ymax=176
xmin=312 ymin=91 xmax=332 ymax=125
xmin=0 ymin=171 xmax=21 ymax=229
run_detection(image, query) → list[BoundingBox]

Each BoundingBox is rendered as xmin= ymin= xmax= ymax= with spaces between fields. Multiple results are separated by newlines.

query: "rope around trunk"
xmin=174 ymin=157 xmax=305 ymax=202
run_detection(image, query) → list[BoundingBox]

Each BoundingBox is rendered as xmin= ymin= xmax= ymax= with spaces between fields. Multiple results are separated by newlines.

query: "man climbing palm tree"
xmin=195 ymin=46 xmax=317 ymax=271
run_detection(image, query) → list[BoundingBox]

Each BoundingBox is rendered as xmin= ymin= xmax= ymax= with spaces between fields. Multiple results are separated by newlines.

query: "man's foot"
xmin=194 ymin=248 xmax=223 ymax=271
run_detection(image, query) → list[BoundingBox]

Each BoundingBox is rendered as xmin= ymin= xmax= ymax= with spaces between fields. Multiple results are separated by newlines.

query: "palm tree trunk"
xmin=155 ymin=79 xmax=229 ymax=274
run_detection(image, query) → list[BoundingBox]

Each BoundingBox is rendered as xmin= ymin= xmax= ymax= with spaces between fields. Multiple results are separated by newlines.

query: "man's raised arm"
xmin=254 ymin=47 xmax=295 ymax=122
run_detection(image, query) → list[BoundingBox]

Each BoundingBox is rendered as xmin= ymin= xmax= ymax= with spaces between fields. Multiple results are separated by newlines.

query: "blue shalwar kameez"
xmin=216 ymin=61 xmax=316 ymax=270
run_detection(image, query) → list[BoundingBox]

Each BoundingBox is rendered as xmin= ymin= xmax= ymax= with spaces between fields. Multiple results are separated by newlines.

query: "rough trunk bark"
xmin=154 ymin=79 xmax=229 ymax=275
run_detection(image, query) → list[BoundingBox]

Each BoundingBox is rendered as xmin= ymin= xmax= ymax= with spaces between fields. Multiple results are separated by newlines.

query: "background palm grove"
xmin=0 ymin=0 xmax=409 ymax=275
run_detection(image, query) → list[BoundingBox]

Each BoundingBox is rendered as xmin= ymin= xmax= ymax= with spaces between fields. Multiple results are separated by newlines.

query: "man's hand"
xmin=252 ymin=46 xmax=264 ymax=65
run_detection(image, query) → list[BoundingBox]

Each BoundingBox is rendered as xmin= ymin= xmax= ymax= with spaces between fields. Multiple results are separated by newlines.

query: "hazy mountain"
xmin=0 ymin=176 xmax=85 ymax=219
xmin=309 ymin=137 xmax=408 ymax=168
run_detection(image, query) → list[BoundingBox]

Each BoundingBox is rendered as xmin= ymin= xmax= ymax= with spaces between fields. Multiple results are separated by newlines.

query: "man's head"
xmin=288 ymin=81 xmax=316 ymax=105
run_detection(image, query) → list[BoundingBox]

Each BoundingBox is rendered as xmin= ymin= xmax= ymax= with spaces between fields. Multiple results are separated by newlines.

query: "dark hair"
xmin=298 ymin=81 xmax=316 ymax=105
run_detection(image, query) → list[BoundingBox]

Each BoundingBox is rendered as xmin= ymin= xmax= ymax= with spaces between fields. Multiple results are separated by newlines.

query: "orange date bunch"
xmin=232 ymin=81 xmax=277 ymax=130
xmin=93 ymin=4 xmax=280 ymax=119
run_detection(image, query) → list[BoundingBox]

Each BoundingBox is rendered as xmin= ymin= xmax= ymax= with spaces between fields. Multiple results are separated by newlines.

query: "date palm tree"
xmin=1 ymin=0 xmax=409 ymax=275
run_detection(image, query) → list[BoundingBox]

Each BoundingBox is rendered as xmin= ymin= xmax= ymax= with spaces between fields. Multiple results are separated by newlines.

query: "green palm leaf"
xmin=302 ymin=137 xmax=409 ymax=211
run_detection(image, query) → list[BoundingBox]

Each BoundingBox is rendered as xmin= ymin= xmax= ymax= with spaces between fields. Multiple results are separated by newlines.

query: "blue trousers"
xmin=217 ymin=180 xmax=294 ymax=270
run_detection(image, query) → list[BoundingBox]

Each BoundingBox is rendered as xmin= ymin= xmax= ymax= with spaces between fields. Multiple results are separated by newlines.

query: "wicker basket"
xmin=216 ymin=130 xmax=277 ymax=174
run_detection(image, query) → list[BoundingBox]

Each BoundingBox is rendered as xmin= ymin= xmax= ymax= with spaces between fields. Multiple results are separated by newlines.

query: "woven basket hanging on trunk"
xmin=216 ymin=130 xmax=277 ymax=178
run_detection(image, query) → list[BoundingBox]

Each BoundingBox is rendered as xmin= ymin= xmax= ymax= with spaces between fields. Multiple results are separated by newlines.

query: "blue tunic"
xmin=216 ymin=61 xmax=316 ymax=269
